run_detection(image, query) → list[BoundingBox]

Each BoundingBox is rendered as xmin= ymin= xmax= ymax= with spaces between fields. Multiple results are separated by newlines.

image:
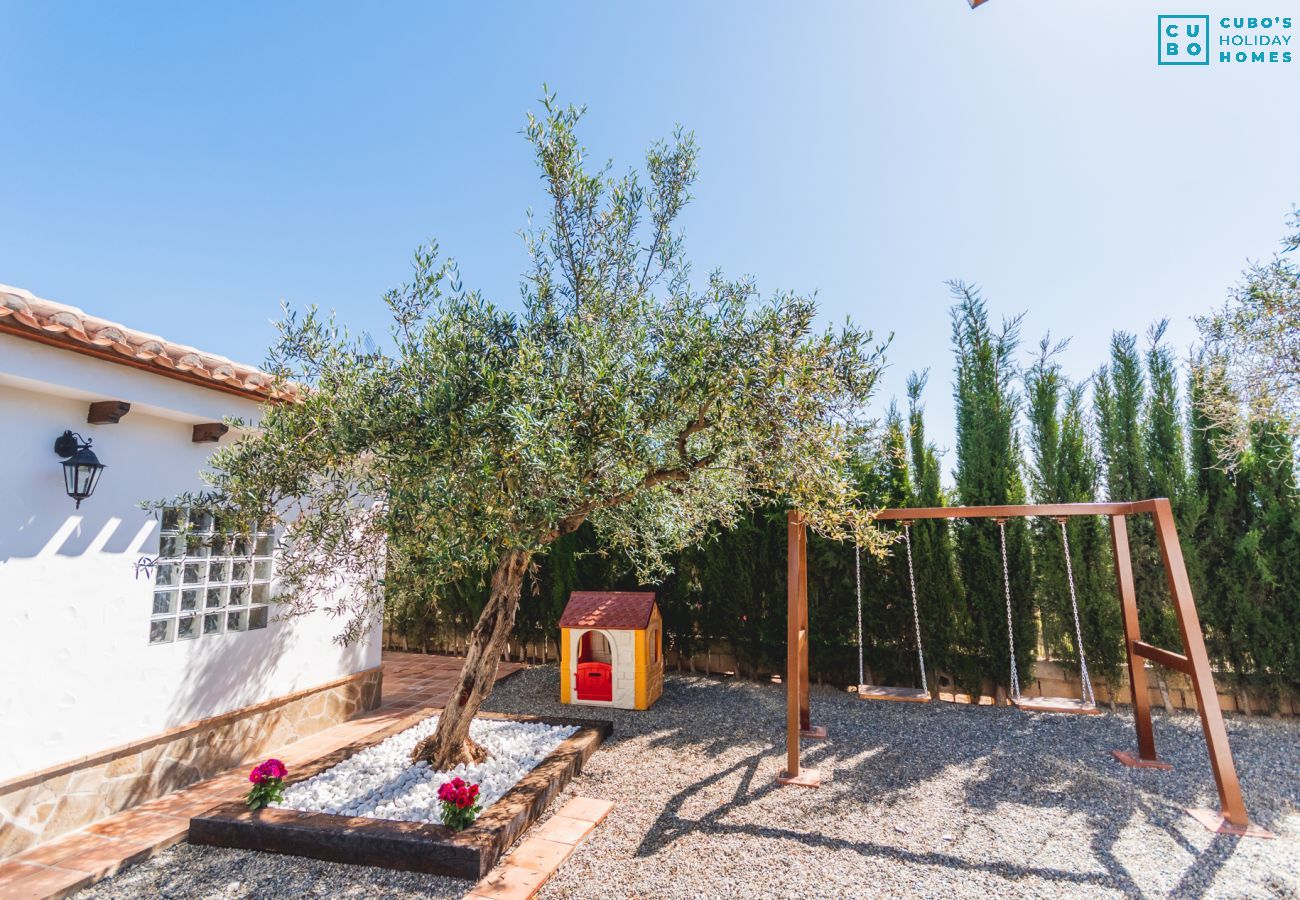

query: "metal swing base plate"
xmin=857 ymin=684 xmax=931 ymax=703
xmin=1012 ymin=696 xmax=1100 ymax=715
xmin=1186 ymin=808 xmax=1275 ymax=838
xmin=1112 ymin=750 xmax=1173 ymax=770
xmin=776 ymin=768 xmax=821 ymax=788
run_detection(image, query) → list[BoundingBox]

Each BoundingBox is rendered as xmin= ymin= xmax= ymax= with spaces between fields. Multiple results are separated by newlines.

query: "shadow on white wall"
xmin=4 ymin=508 xmax=158 ymax=561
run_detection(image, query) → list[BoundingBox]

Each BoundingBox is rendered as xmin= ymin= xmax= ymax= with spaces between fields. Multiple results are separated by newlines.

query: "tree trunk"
xmin=410 ymin=550 xmax=530 ymax=768
xmin=1156 ymin=672 xmax=1175 ymax=713
xmin=1234 ymin=681 xmax=1251 ymax=716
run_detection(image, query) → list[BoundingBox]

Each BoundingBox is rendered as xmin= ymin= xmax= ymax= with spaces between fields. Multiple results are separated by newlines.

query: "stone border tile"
xmin=465 ymin=797 xmax=614 ymax=900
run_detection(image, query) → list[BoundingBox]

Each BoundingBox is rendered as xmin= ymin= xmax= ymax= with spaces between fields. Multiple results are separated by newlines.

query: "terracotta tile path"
xmin=467 ymin=797 xmax=614 ymax=900
xmin=0 ymin=652 xmax=525 ymax=900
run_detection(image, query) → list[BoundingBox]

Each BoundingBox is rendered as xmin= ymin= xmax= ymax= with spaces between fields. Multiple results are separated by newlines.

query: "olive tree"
xmin=176 ymin=94 xmax=886 ymax=768
xmin=1196 ymin=206 xmax=1300 ymax=465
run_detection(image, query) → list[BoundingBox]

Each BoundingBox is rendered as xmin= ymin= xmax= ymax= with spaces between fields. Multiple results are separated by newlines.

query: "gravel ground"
xmin=74 ymin=842 xmax=470 ymax=899
xmin=78 ymin=666 xmax=1300 ymax=899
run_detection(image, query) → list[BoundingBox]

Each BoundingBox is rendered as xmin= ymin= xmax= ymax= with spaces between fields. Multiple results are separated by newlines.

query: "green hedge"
xmin=384 ymin=304 xmax=1300 ymax=700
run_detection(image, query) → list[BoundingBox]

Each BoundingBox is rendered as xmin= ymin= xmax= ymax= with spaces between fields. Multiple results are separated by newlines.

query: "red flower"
xmin=439 ymin=777 xmax=481 ymax=810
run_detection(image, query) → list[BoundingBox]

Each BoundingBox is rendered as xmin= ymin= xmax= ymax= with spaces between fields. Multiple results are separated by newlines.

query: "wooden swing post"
xmin=1109 ymin=513 xmax=1164 ymax=768
xmin=777 ymin=511 xmax=820 ymax=787
xmin=777 ymin=500 xmax=1272 ymax=838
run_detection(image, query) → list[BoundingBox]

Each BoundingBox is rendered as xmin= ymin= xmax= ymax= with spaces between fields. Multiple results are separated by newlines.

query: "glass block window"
xmin=149 ymin=508 xmax=275 ymax=645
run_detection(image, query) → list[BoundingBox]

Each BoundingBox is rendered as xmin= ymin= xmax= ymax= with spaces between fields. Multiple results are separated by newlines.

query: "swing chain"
xmin=855 ymin=535 xmax=864 ymax=688
xmin=902 ymin=524 xmax=928 ymax=695
xmin=999 ymin=520 xmax=1021 ymax=701
xmin=1058 ymin=519 xmax=1096 ymax=707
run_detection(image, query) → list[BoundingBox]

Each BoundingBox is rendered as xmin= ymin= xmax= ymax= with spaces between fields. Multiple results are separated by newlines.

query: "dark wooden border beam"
xmin=192 ymin=422 xmax=229 ymax=443
xmin=87 ymin=400 xmax=130 ymax=424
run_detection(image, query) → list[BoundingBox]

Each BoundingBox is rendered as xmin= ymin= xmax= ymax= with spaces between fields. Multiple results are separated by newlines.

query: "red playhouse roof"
xmin=559 ymin=592 xmax=657 ymax=630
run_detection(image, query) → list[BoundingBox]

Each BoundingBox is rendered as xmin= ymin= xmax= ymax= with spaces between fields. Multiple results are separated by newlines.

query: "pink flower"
xmin=249 ymin=758 xmax=287 ymax=785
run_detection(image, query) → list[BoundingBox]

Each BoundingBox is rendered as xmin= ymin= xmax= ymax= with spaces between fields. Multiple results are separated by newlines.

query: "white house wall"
xmin=0 ymin=337 xmax=381 ymax=782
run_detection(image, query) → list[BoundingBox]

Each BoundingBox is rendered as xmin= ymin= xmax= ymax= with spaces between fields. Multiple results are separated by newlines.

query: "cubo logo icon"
xmin=1159 ymin=15 xmax=1211 ymax=64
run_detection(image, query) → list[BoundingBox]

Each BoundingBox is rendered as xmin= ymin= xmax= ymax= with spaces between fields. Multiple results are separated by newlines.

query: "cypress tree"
xmin=1095 ymin=330 xmax=1179 ymax=706
xmin=858 ymin=404 xmax=919 ymax=686
xmin=950 ymin=282 xmax=1035 ymax=699
xmin=1144 ymin=322 xmax=1189 ymax=509
xmin=1191 ymin=348 xmax=1300 ymax=706
xmin=1141 ymin=324 xmax=1191 ymax=708
xmin=1094 ymin=332 xmax=1149 ymax=501
xmin=1025 ymin=339 xmax=1123 ymax=693
xmin=1025 ymin=339 xmax=1068 ymax=662
xmin=906 ymin=371 xmax=977 ymax=694
xmin=1245 ymin=419 xmax=1300 ymax=695
xmin=1185 ymin=361 xmax=1238 ymax=681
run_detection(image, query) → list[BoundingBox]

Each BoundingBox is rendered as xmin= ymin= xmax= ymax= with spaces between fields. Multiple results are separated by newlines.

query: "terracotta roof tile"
xmin=559 ymin=592 xmax=657 ymax=630
xmin=0 ymin=283 xmax=298 ymax=402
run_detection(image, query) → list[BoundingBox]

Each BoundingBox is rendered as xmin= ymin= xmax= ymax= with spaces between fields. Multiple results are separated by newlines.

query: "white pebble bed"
xmin=274 ymin=716 xmax=577 ymax=825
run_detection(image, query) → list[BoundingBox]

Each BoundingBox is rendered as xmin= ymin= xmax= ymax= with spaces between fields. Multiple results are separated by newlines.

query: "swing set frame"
xmin=776 ymin=498 xmax=1273 ymax=838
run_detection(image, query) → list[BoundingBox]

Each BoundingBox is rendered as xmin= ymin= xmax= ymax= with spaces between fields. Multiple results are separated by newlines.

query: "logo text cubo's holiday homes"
xmin=1159 ymin=15 xmax=1294 ymax=66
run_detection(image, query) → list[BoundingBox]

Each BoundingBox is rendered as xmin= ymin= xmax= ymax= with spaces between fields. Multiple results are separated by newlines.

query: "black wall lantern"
xmin=54 ymin=430 xmax=106 ymax=508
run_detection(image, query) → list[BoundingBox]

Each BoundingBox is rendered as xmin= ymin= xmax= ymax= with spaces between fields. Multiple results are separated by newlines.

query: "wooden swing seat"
xmin=857 ymin=684 xmax=931 ymax=703
xmin=1012 ymin=696 xmax=1100 ymax=715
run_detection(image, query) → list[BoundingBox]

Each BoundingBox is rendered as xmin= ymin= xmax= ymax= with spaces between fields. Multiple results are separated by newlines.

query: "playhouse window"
xmin=650 ymin=626 xmax=660 ymax=663
xmin=149 ymin=507 xmax=275 ymax=645
xmin=578 ymin=630 xmax=612 ymax=664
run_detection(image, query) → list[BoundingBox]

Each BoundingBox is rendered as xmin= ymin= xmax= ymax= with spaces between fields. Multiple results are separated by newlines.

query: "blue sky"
xmin=2 ymin=1 xmax=1296 ymax=468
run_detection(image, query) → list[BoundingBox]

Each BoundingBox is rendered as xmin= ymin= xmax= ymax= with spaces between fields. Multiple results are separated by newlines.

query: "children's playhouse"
xmin=559 ymin=591 xmax=663 ymax=710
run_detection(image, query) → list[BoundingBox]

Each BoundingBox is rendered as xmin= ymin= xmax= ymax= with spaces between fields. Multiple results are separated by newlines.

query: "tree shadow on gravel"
xmin=483 ymin=668 xmax=1294 ymax=894
xmin=1169 ymin=838 xmax=1240 ymax=899
xmin=634 ymin=744 xmax=1142 ymax=893
xmin=584 ymin=674 xmax=1291 ymax=895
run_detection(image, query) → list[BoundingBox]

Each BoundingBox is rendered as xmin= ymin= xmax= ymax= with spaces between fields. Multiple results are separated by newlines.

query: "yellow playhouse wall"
xmin=559 ymin=626 xmax=572 ymax=704
xmin=649 ymin=608 xmax=664 ymax=707
xmin=634 ymin=608 xmax=664 ymax=710
xmin=634 ymin=627 xmax=647 ymax=709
